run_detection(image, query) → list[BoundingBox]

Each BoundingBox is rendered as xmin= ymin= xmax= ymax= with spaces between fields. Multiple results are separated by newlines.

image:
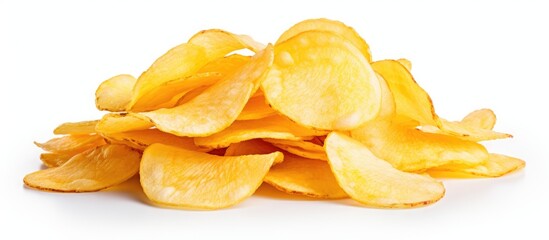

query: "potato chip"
xmin=140 ymin=143 xmax=282 ymax=209
xmin=276 ymin=18 xmax=372 ymax=62
xmin=131 ymin=54 xmax=250 ymax=111
xmin=188 ymin=29 xmax=265 ymax=58
xmin=194 ymin=115 xmax=326 ymax=148
xmin=102 ymin=129 xmax=208 ymax=152
xmin=429 ymin=153 xmax=525 ymax=177
xmin=372 ymin=60 xmax=438 ymax=126
xmin=95 ymin=74 xmax=136 ymax=112
xmin=436 ymin=118 xmax=512 ymax=141
xmin=236 ymin=93 xmax=277 ymax=120
xmin=461 ymin=108 xmax=497 ymax=130
xmin=135 ymin=45 xmax=273 ymax=137
xmin=35 ymin=134 xmax=106 ymax=155
xmin=263 ymin=30 xmax=381 ymax=130
xmin=95 ymin=113 xmax=153 ymax=135
xmin=24 ymin=144 xmax=141 ymax=192
xmin=40 ymin=153 xmax=76 ymax=168
xmin=351 ymin=118 xmax=489 ymax=172
xmin=264 ymin=153 xmax=346 ymax=199
xmin=263 ymin=138 xmax=327 ymax=161
xmin=53 ymin=120 xmax=99 ymax=135
xmin=396 ymin=58 xmax=412 ymax=71
xmin=325 ymin=132 xmax=445 ymax=208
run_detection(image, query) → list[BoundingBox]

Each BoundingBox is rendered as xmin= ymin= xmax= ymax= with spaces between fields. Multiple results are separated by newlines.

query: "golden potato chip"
xmin=53 ymin=120 xmax=99 ymax=135
xmin=276 ymin=18 xmax=372 ymax=62
xmin=194 ymin=115 xmax=326 ymax=148
xmin=188 ymin=29 xmax=265 ymax=58
xmin=350 ymin=118 xmax=489 ymax=172
xmin=236 ymin=93 xmax=277 ymax=120
xmin=35 ymin=134 xmax=106 ymax=155
xmin=102 ymin=129 xmax=208 ymax=152
xmin=95 ymin=113 xmax=153 ymax=135
xmin=131 ymin=54 xmax=250 ymax=111
xmin=95 ymin=74 xmax=136 ymax=112
xmin=437 ymin=118 xmax=512 ymax=141
xmin=264 ymin=153 xmax=346 ymax=199
xmin=396 ymin=58 xmax=412 ymax=71
xmin=224 ymin=139 xmax=283 ymax=164
xmin=40 ymin=153 xmax=76 ymax=168
xmin=461 ymin=108 xmax=497 ymax=130
xmin=372 ymin=60 xmax=438 ymax=126
xmin=263 ymin=30 xmax=381 ymax=130
xmin=24 ymin=144 xmax=141 ymax=192
xmin=136 ymin=45 xmax=273 ymax=137
xmin=263 ymin=138 xmax=327 ymax=161
xmin=140 ymin=143 xmax=282 ymax=209
xmin=429 ymin=153 xmax=525 ymax=177
xmin=325 ymin=132 xmax=445 ymax=208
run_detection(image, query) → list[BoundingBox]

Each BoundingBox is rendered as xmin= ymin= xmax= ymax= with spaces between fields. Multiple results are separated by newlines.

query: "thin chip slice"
xmin=188 ymin=29 xmax=265 ymax=58
xmin=372 ymin=60 xmax=438 ymax=126
xmin=461 ymin=108 xmax=497 ymax=130
xmin=237 ymin=94 xmax=277 ymax=120
xmin=136 ymin=45 xmax=273 ymax=137
xmin=224 ymin=139 xmax=283 ymax=164
xmin=103 ymin=129 xmax=209 ymax=152
xmin=140 ymin=144 xmax=282 ymax=209
xmin=95 ymin=113 xmax=153 ymax=135
xmin=194 ymin=115 xmax=326 ymax=148
xmin=276 ymin=18 xmax=372 ymax=62
xmin=263 ymin=138 xmax=327 ymax=161
xmin=40 ymin=153 xmax=76 ymax=168
xmin=264 ymin=153 xmax=347 ymax=199
xmin=263 ymin=30 xmax=380 ymax=130
xmin=35 ymin=134 xmax=106 ymax=155
xmin=350 ymin=118 xmax=489 ymax=172
xmin=24 ymin=144 xmax=141 ymax=192
xmin=437 ymin=118 xmax=512 ymax=141
xmin=325 ymin=132 xmax=445 ymax=208
xmin=429 ymin=153 xmax=525 ymax=177
xmin=54 ymin=120 xmax=99 ymax=135
xmin=95 ymin=74 xmax=136 ymax=112
xmin=396 ymin=58 xmax=412 ymax=71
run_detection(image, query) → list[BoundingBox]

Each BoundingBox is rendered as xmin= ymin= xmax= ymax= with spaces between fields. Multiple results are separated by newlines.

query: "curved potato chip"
xmin=35 ymin=134 xmax=106 ymax=155
xmin=95 ymin=74 xmax=136 ymax=112
xmin=224 ymin=139 xmax=283 ymax=164
xmin=262 ymin=30 xmax=381 ymax=130
xmin=188 ymin=29 xmax=265 ymax=57
xmin=263 ymin=138 xmax=327 ymax=161
xmin=131 ymin=54 xmax=250 ymax=111
xmin=396 ymin=58 xmax=412 ymax=71
xmin=372 ymin=60 xmax=439 ymax=126
xmin=437 ymin=118 xmax=512 ymax=141
xmin=103 ymin=129 xmax=208 ymax=152
xmin=264 ymin=153 xmax=346 ymax=199
xmin=136 ymin=45 xmax=273 ymax=137
xmin=237 ymin=94 xmax=277 ymax=120
xmin=140 ymin=144 xmax=282 ymax=209
xmin=54 ymin=120 xmax=99 ymax=135
xmin=276 ymin=18 xmax=372 ymax=62
xmin=40 ymin=153 xmax=76 ymax=168
xmin=194 ymin=115 xmax=326 ymax=148
xmin=429 ymin=153 xmax=525 ymax=177
xmin=24 ymin=144 xmax=141 ymax=192
xmin=461 ymin=108 xmax=497 ymax=130
xmin=325 ymin=132 xmax=445 ymax=208
xmin=351 ymin=118 xmax=489 ymax=172
xmin=95 ymin=113 xmax=153 ymax=135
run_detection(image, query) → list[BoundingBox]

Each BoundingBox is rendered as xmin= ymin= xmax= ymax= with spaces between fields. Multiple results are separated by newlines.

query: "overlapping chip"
xmin=25 ymin=18 xmax=524 ymax=210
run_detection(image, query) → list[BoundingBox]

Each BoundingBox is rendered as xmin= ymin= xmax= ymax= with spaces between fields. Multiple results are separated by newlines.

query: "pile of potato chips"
xmin=24 ymin=18 xmax=525 ymax=209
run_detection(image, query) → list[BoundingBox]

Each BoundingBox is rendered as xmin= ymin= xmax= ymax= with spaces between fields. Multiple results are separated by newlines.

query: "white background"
xmin=1 ymin=0 xmax=548 ymax=239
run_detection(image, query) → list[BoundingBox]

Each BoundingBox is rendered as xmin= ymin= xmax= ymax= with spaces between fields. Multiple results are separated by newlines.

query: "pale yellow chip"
xmin=263 ymin=30 xmax=381 ymax=130
xmin=429 ymin=153 xmax=525 ymax=177
xmin=95 ymin=113 xmax=153 ymax=135
xmin=188 ymin=29 xmax=265 ymax=58
xmin=236 ymin=93 xmax=277 ymax=120
xmin=372 ymin=60 xmax=438 ymax=126
xmin=35 ymin=134 xmax=106 ymax=155
xmin=40 ymin=153 xmax=77 ymax=168
xmin=350 ymin=118 xmax=489 ymax=172
xmin=437 ymin=118 xmax=512 ymax=141
xmin=102 ymin=129 xmax=208 ymax=152
xmin=95 ymin=74 xmax=136 ymax=112
xmin=135 ymin=45 xmax=273 ymax=137
xmin=224 ymin=139 xmax=283 ymax=164
xmin=24 ymin=144 xmax=141 ymax=192
xmin=276 ymin=18 xmax=372 ymax=62
xmin=325 ymin=132 xmax=445 ymax=208
xmin=264 ymin=153 xmax=347 ymax=199
xmin=461 ymin=108 xmax=497 ymax=130
xmin=140 ymin=143 xmax=282 ymax=209
xmin=194 ymin=115 xmax=326 ymax=149
xmin=396 ymin=58 xmax=412 ymax=71
xmin=263 ymin=138 xmax=327 ymax=161
xmin=53 ymin=120 xmax=99 ymax=135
